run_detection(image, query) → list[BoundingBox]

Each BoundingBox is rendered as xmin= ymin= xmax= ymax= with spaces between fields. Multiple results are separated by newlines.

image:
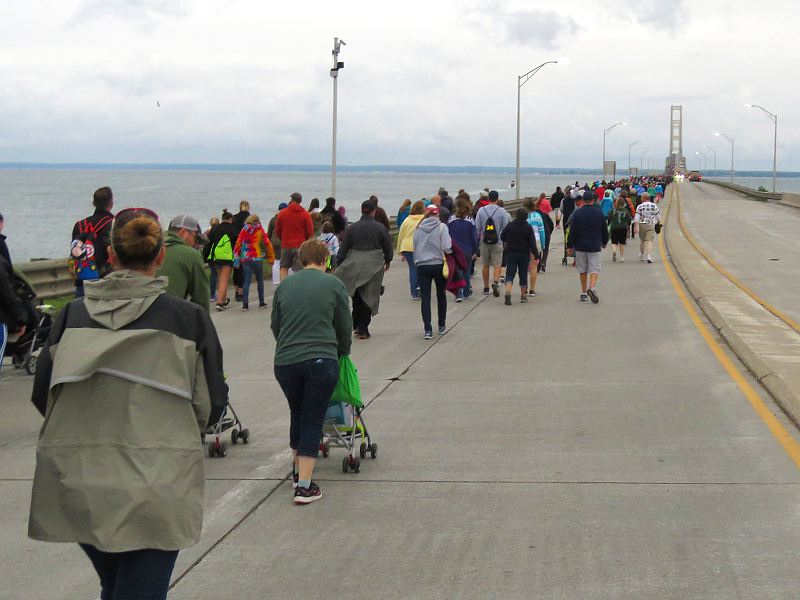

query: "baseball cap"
xmin=582 ymin=190 xmax=595 ymax=202
xmin=278 ymin=202 xmax=288 ymax=210
xmin=169 ymin=215 xmax=205 ymax=241
xmin=425 ymin=205 xmax=440 ymax=215
xmin=479 ymin=190 xmax=488 ymax=198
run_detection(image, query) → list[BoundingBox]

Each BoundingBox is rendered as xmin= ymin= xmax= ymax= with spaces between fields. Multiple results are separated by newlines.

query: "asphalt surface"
xmin=2 ymin=197 xmax=800 ymax=599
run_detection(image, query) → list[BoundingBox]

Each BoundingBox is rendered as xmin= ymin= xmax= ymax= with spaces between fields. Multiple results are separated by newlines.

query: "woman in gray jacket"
xmin=28 ymin=208 xmax=227 ymax=600
xmin=412 ymin=205 xmax=452 ymax=340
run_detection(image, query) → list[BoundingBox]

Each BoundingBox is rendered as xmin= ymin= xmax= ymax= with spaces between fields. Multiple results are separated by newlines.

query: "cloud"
xmin=503 ymin=9 xmax=580 ymax=48
xmin=69 ymin=0 xmax=187 ymax=32
xmin=611 ymin=0 xmax=690 ymax=32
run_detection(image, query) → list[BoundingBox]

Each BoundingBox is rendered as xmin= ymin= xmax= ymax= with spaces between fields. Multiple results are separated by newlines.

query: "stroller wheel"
xmin=201 ymin=433 xmax=206 ymax=444
xmin=369 ymin=443 xmax=378 ymax=459
xmin=25 ymin=355 xmax=38 ymax=375
xmin=562 ymin=258 xmax=568 ymax=266
xmin=359 ymin=442 xmax=367 ymax=459
xmin=352 ymin=456 xmax=361 ymax=473
xmin=208 ymin=443 xmax=216 ymax=458
xmin=321 ymin=445 xmax=329 ymax=458
xmin=240 ymin=428 xmax=250 ymax=444
xmin=218 ymin=443 xmax=227 ymax=458
xmin=341 ymin=457 xmax=350 ymax=473
xmin=12 ymin=354 xmax=24 ymax=369
xmin=231 ymin=429 xmax=239 ymax=445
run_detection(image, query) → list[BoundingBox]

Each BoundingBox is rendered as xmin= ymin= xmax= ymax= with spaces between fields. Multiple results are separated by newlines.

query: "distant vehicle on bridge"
xmin=688 ymin=170 xmax=702 ymax=182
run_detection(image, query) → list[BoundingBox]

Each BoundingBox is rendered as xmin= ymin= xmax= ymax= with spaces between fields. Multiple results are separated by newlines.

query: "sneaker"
xmin=424 ymin=330 xmax=433 ymax=340
xmin=242 ymin=305 xmax=249 ymax=311
xmin=612 ymin=252 xmax=617 ymax=262
xmin=210 ymin=295 xmax=217 ymax=303
xmin=540 ymin=266 xmax=546 ymax=273
xmin=437 ymin=325 xmax=446 ymax=335
xmin=292 ymin=472 xmax=299 ymax=489
xmin=646 ymin=256 xmax=653 ymax=264
xmin=492 ymin=282 xmax=500 ymax=297
xmin=293 ymin=481 xmax=322 ymax=505
xmin=620 ymin=257 xmax=625 ymax=263
xmin=411 ymin=295 xmax=421 ymax=301
xmin=529 ymin=290 xmax=538 ymax=297
xmin=235 ymin=293 xmax=243 ymax=302
xmin=483 ymin=287 xmax=490 ymax=296
xmin=504 ymin=293 xmax=512 ymax=306
xmin=587 ymin=288 xmax=599 ymax=304
xmin=499 ymin=276 xmax=505 ymax=284
xmin=640 ymin=254 xmax=645 ymax=262
xmin=215 ymin=303 xmax=227 ymax=312
xmin=455 ymin=291 xmax=464 ymax=303
xmin=580 ymin=293 xmax=589 ymax=302
xmin=259 ymin=302 xmax=268 ymax=309
xmin=520 ymin=295 xmax=528 ymax=303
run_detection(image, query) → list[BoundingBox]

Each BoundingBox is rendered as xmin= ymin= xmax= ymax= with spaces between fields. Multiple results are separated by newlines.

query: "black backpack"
xmin=482 ymin=208 xmax=500 ymax=245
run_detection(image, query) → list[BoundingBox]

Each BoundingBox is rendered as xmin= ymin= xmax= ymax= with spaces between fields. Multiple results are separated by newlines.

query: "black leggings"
xmin=80 ymin=544 xmax=179 ymax=600
xmin=417 ymin=263 xmax=447 ymax=331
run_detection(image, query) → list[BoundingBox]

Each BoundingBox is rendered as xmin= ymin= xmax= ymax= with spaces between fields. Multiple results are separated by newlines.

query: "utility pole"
xmin=330 ymin=37 xmax=346 ymax=198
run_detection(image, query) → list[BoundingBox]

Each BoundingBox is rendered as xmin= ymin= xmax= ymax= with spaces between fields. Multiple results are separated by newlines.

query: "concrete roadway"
xmin=2 ymin=195 xmax=800 ymax=599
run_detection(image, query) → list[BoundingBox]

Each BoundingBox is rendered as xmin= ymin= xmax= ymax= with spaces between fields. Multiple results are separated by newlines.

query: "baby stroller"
xmin=319 ymin=357 xmax=377 ymax=473
xmin=201 ymin=375 xmax=250 ymax=458
xmin=3 ymin=269 xmax=54 ymax=375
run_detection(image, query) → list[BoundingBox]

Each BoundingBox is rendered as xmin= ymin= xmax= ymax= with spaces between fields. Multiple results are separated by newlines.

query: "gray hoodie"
xmin=412 ymin=216 xmax=452 ymax=266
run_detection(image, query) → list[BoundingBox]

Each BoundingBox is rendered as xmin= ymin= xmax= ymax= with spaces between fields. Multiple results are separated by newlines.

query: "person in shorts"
xmin=566 ymin=191 xmax=609 ymax=303
xmin=634 ymin=192 xmax=661 ymax=263
xmin=608 ymin=198 xmax=632 ymax=262
xmin=474 ymin=190 xmax=510 ymax=297
xmin=275 ymin=192 xmax=314 ymax=280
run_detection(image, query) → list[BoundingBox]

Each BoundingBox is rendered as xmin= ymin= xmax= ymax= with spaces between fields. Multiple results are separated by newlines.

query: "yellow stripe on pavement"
xmin=660 ymin=184 xmax=800 ymax=470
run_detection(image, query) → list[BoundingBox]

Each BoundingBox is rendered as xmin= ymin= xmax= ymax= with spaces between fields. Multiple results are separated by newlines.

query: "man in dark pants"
xmin=335 ymin=201 xmax=393 ymax=339
xmin=70 ymin=187 xmax=115 ymax=298
xmin=232 ymin=200 xmax=250 ymax=301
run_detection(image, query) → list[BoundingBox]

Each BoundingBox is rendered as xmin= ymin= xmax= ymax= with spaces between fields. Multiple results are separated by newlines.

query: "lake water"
xmin=705 ymin=176 xmax=800 ymax=194
xmin=0 ymin=168 xmax=588 ymax=262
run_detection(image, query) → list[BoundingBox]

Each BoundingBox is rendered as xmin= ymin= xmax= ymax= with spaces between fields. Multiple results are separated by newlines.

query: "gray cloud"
xmin=69 ymin=0 xmax=186 ymax=31
xmin=502 ymin=9 xmax=580 ymax=48
xmin=610 ymin=0 xmax=690 ymax=32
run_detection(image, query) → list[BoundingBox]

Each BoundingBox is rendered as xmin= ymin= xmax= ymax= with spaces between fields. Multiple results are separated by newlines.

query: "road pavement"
xmin=2 ymin=200 xmax=800 ymax=599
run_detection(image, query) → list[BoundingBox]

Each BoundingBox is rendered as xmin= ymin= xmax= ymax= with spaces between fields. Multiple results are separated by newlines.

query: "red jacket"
xmin=275 ymin=203 xmax=313 ymax=250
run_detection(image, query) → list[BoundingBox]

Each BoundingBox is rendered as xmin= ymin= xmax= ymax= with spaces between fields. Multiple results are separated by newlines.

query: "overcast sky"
xmin=1 ymin=0 xmax=799 ymax=170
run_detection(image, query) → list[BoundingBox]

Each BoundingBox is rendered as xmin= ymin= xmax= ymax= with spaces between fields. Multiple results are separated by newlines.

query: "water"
xmin=0 ymin=168 xmax=587 ymax=262
xmin=706 ymin=176 xmax=800 ymax=194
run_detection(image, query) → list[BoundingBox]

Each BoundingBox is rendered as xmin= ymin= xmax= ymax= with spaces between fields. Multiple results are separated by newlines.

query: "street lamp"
xmin=640 ymin=148 xmax=652 ymax=172
xmin=330 ymin=37 xmax=346 ymax=198
xmin=602 ymin=121 xmax=626 ymax=178
xmin=515 ymin=60 xmax=558 ymax=200
xmin=745 ymin=103 xmax=778 ymax=192
xmin=695 ymin=151 xmax=706 ymax=171
xmin=714 ymin=132 xmax=734 ymax=183
xmin=703 ymin=145 xmax=717 ymax=172
xmin=628 ymin=140 xmax=640 ymax=176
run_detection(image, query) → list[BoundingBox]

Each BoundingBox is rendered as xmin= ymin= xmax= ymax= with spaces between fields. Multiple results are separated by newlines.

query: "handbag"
xmin=330 ymin=355 xmax=363 ymax=408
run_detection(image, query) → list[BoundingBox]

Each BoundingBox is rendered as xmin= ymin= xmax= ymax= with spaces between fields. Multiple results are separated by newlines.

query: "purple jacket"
xmin=448 ymin=218 xmax=478 ymax=258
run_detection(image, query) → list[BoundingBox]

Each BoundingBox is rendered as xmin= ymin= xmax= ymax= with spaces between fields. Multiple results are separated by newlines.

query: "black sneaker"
xmin=242 ymin=305 xmax=249 ymax=311
xmin=437 ymin=325 xmax=446 ymax=335
xmin=292 ymin=472 xmax=299 ymax=489
xmin=504 ymin=293 xmax=512 ymax=305
xmin=492 ymin=282 xmax=500 ymax=297
xmin=294 ymin=481 xmax=322 ymax=505
xmin=424 ymin=330 xmax=433 ymax=340
xmin=235 ymin=294 xmax=243 ymax=302
xmin=587 ymin=288 xmax=599 ymax=304
xmin=259 ymin=302 xmax=268 ymax=309
xmin=580 ymin=293 xmax=589 ymax=302
xmin=483 ymin=287 xmax=490 ymax=296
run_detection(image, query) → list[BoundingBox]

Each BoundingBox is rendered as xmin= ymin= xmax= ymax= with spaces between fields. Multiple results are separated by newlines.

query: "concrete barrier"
xmin=780 ymin=192 xmax=800 ymax=209
xmin=702 ymin=179 xmax=783 ymax=202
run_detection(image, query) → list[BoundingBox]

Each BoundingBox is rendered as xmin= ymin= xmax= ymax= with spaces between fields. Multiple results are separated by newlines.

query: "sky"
xmin=1 ymin=0 xmax=799 ymax=170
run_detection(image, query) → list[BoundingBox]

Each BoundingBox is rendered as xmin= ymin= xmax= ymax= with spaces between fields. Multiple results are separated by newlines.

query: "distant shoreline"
xmin=1 ymin=163 xmax=797 ymax=178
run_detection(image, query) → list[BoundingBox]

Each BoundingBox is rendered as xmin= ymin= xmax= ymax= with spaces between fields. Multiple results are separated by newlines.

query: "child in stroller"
xmin=1 ymin=265 xmax=54 ymax=375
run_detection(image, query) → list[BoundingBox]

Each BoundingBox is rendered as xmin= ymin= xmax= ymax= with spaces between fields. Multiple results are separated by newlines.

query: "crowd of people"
xmin=0 ymin=175 xmax=668 ymax=598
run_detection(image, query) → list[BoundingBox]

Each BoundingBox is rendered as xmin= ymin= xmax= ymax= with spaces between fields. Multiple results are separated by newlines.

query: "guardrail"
xmin=702 ymin=179 xmax=783 ymax=202
xmin=17 ymin=197 xmax=534 ymax=301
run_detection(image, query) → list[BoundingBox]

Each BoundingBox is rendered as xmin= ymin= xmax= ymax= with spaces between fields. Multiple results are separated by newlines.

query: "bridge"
xmin=2 ymin=181 xmax=800 ymax=598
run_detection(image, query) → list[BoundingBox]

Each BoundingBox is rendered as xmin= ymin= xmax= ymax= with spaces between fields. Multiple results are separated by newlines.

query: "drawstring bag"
xmin=330 ymin=355 xmax=362 ymax=409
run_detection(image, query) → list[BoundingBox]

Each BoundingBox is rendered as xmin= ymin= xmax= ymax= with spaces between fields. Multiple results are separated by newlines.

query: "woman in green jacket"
xmin=28 ymin=208 xmax=227 ymax=599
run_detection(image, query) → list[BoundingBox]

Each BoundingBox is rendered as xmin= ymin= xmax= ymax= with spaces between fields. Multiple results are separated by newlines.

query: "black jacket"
xmin=233 ymin=210 xmax=250 ymax=231
xmin=0 ymin=234 xmax=10 ymax=266
xmin=566 ymin=205 xmax=610 ymax=253
xmin=203 ymin=222 xmax=240 ymax=264
xmin=500 ymin=219 xmax=539 ymax=259
xmin=0 ymin=256 xmax=27 ymax=332
xmin=337 ymin=215 xmax=393 ymax=266
xmin=536 ymin=210 xmax=555 ymax=250
xmin=71 ymin=209 xmax=115 ymax=276
xmin=320 ymin=206 xmax=346 ymax=235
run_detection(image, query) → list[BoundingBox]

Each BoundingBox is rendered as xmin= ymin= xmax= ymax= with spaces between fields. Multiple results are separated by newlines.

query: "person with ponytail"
xmin=28 ymin=208 xmax=228 ymax=600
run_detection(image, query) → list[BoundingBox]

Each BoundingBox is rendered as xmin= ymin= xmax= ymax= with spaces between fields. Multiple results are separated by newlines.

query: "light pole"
xmin=745 ymin=103 xmax=778 ymax=192
xmin=602 ymin=121 xmax=626 ymax=179
xmin=695 ymin=151 xmax=706 ymax=171
xmin=640 ymin=148 xmax=652 ymax=173
xmin=714 ymin=132 xmax=734 ymax=183
xmin=628 ymin=140 xmax=640 ymax=176
xmin=515 ymin=60 xmax=558 ymax=200
xmin=330 ymin=37 xmax=346 ymax=198
xmin=703 ymin=145 xmax=717 ymax=172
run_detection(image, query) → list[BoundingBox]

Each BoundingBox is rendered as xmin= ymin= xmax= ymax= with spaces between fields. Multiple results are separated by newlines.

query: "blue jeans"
xmin=208 ymin=263 xmax=218 ymax=299
xmin=80 ymin=544 xmax=179 ymax=600
xmin=241 ymin=261 xmax=265 ymax=307
xmin=402 ymin=251 xmax=418 ymax=297
xmin=275 ymin=358 xmax=340 ymax=457
xmin=417 ymin=263 xmax=447 ymax=331
xmin=74 ymin=280 xmax=85 ymax=298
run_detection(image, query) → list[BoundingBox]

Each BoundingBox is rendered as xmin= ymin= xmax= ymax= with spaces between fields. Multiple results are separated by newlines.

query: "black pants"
xmin=80 ymin=544 xmax=179 ymax=600
xmin=352 ymin=290 xmax=372 ymax=334
xmin=417 ymin=263 xmax=447 ymax=331
xmin=232 ymin=266 xmax=243 ymax=288
xmin=274 ymin=358 xmax=340 ymax=457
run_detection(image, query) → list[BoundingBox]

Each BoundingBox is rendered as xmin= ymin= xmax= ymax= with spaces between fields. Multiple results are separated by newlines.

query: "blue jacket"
xmin=566 ymin=205 xmax=609 ymax=253
xmin=448 ymin=218 xmax=479 ymax=258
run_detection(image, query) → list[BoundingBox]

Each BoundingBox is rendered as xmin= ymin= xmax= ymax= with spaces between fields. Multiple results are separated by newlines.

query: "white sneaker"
xmin=646 ymin=256 xmax=653 ymax=263
xmin=639 ymin=254 xmax=645 ymax=262
xmin=620 ymin=257 xmax=625 ymax=262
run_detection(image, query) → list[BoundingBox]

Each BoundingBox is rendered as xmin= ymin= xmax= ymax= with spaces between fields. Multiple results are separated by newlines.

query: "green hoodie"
xmin=157 ymin=230 xmax=210 ymax=311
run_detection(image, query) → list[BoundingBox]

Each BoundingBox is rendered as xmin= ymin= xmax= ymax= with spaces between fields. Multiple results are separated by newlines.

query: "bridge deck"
xmin=2 ymin=188 xmax=800 ymax=599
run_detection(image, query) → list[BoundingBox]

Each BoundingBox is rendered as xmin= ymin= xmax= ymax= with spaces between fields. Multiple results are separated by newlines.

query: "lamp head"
xmin=744 ymin=103 xmax=752 ymax=108
xmin=714 ymin=132 xmax=721 ymax=137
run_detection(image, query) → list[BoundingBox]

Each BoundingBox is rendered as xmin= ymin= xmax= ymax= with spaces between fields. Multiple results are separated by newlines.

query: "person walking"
xmin=367 ymin=196 xmax=391 ymax=230
xmin=523 ymin=198 xmax=544 ymax=296
xmin=566 ymin=191 xmax=609 ymax=303
xmin=272 ymin=239 xmax=352 ymax=504
xmin=267 ymin=202 xmax=287 ymax=285
xmin=635 ymin=192 xmax=661 ymax=263
xmin=275 ymin=193 xmax=314 ymax=281
xmin=608 ymin=198 xmax=633 ymax=262
xmin=550 ymin=186 xmax=565 ymax=229
xmin=203 ymin=210 xmax=240 ymax=311
xmin=234 ymin=214 xmax=275 ymax=310
xmin=429 ymin=195 xmax=450 ymax=224
xmin=447 ymin=198 xmax=479 ymax=299
xmin=475 ymin=190 xmax=510 ymax=297
xmin=232 ymin=201 xmax=251 ymax=301
xmin=395 ymin=200 xmax=425 ymax=300
xmin=600 ymin=189 xmax=615 ymax=218
xmin=158 ymin=215 xmax=210 ymax=310
xmin=69 ymin=186 xmax=115 ymax=298
xmin=412 ymin=205 xmax=452 ymax=339
xmin=335 ymin=201 xmax=393 ymax=340
xmin=560 ymin=186 xmax=577 ymax=266
xmin=0 ymin=253 xmax=27 ymax=374
xmin=318 ymin=221 xmax=340 ymax=270
xmin=205 ymin=217 xmax=220 ymax=301
xmin=535 ymin=196 xmax=554 ymax=273
xmin=28 ymin=207 xmax=227 ymax=599
xmin=396 ymin=199 xmax=412 ymax=230
xmin=320 ymin=197 xmax=346 ymax=237
xmin=0 ymin=213 xmax=11 ymax=266
xmin=500 ymin=208 xmax=539 ymax=305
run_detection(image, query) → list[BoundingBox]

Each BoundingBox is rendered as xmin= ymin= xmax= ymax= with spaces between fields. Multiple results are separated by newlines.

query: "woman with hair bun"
xmin=28 ymin=208 xmax=228 ymax=600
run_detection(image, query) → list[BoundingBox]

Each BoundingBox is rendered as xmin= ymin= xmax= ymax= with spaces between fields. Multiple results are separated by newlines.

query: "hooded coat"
xmin=158 ymin=230 xmax=211 ymax=311
xmin=28 ymin=271 xmax=227 ymax=552
xmin=600 ymin=190 xmax=615 ymax=217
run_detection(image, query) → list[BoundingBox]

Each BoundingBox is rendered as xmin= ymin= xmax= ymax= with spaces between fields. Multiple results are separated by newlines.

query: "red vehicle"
xmin=688 ymin=170 xmax=702 ymax=182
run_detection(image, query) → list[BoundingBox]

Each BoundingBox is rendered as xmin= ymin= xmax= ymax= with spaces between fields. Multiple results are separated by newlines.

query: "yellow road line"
xmin=661 ymin=184 xmax=800 ymax=470
xmin=674 ymin=186 xmax=800 ymax=335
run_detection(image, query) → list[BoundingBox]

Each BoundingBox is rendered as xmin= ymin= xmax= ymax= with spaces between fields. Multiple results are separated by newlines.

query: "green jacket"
xmin=158 ymin=230 xmax=210 ymax=311
xmin=28 ymin=271 xmax=227 ymax=552
xmin=271 ymin=268 xmax=352 ymax=365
